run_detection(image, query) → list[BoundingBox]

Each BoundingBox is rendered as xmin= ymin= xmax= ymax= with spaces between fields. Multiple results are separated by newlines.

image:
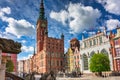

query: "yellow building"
xmin=67 ymin=48 xmax=74 ymax=72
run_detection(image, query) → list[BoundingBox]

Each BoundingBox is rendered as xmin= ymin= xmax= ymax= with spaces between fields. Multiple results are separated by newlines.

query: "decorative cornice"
xmin=0 ymin=38 xmax=21 ymax=54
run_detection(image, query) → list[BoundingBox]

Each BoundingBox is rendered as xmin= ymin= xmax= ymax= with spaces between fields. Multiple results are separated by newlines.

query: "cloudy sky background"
xmin=0 ymin=0 xmax=120 ymax=60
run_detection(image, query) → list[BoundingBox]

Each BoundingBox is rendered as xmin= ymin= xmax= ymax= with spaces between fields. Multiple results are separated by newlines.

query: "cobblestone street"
xmin=56 ymin=76 xmax=120 ymax=80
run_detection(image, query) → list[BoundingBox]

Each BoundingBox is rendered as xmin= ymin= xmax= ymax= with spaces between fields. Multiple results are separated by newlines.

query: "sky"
xmin=0 ymin=0 xmax=120 ymax=60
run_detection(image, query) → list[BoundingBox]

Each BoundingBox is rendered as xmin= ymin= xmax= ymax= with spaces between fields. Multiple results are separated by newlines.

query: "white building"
xmin=18 ymin=59 xmax=31 ymax=77
xmin=18 ymin=60 xmax=24 ymax=77
xmin=24 ymin=59 xmax=31 ymax=74
xmin=80 ymin=31 xmax=113 ymax=73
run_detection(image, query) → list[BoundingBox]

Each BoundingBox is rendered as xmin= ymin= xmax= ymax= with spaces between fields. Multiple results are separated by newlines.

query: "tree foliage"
xmin=6 ymin=59 xmax=14 ymax=72
xmin=90 ymin=53 xmax=110 ymax=73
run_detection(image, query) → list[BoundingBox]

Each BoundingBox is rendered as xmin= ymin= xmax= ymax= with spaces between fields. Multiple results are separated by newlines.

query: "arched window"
xmin=90 ymin=51 xmax=95 ymax=58
xmin=90 ymin=40 xmax=92 ymax=46
xmin=101 ymin=49 xmax=108 ymax=56
xmin=93 ymin=39 xmax=96 ymax=45
xmin=99 ymin=36 xmax=103 ymax=44
xmin=83 ymin=54 xmax=88 ymax=70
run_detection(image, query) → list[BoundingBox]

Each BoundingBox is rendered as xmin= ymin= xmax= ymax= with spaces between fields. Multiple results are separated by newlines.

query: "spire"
xmin=61 ymin=33 xmax=64 ymax=39
xmin=116 ymin=25 xmax=120 ymax=29
xmin=103 ymin=26 xmax=107 ymax=35
xmin=39 ymin=0 xmax=45 ymax=20
xmin=82 ymin=33 xmax=84 ymax=40
xmin=97 ymin=28 xmax=101 ymax=34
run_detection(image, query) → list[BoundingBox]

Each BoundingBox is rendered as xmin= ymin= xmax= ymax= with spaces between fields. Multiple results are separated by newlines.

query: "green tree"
xmin=89 ymin=53 xmax=110 ymax=76
xmin=6 ymin=59 xmax=14 ymax=72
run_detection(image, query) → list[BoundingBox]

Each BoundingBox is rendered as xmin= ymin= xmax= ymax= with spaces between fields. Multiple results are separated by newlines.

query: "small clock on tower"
xmin=41 ymin=23 xmax=46 ymax=27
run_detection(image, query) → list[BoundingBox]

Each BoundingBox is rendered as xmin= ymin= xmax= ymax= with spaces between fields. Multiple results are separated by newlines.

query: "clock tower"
xmin=36 ymin=0 xmax=47 ymax=52
xmin=34 ymin=0 xmax=64 ymax=73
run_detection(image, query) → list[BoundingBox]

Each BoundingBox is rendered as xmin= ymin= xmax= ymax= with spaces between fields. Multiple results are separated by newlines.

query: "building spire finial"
xmin=40 ymin=0 xmax=44 ymax=8
xmin=39 ymin=0 xmax=45 ymax=20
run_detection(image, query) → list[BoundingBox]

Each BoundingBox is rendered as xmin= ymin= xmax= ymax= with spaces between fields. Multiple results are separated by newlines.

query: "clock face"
xmin=41 ymin=23 xmax=46 ymax=27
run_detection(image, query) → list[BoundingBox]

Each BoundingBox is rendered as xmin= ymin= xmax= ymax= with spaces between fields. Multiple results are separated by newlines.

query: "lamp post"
xmin=49 ymin=52 xmax=53 ymax=72
xmin=22 ymin=60 xmax=25 ymax=78
xmin=50 ymin=52 xmax=51 ymax=72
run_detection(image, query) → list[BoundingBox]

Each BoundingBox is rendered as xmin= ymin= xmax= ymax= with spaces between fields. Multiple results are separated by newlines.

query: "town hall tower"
xmin=35 ymin=0 xmax=64 ymax=73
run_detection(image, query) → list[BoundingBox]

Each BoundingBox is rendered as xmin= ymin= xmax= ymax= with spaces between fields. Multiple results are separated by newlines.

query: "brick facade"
xmin=32 ymin=0 xmax=64 ymax=74
xmin=110 ymin=27 xmax=120 ymax=71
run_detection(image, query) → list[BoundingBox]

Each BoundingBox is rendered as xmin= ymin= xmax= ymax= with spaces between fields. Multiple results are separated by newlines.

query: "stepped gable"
xmin=0 ymin=38 xmax=21 ymax=53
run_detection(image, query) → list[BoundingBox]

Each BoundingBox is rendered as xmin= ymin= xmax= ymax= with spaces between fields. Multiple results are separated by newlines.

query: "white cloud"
xmin=18 ymin=54 xmax=33 ymax=61
xmin=106 ymin=19 xmax=120 ymax=30
xmin=50 ymin=10 xmax=68 ymax=25
xmin=23 ymin=54 xmax=33 ymax=60
xmin=0 ymin=31 xmax=16 ymax=39
xmin=99 ymin=26 xmax=105 ymax=30
xmin=50 ymin=3 xmax=101 ymax=34
xmin=21 ymin=45 xmax=34 ymax=52
xmin=0 ymin=7 xmax=11 ymax=15
xmin=97 ymin=0 xmax=120 ymax=15
xmin=0 ymin=7 xmax=35 ymax=38
xmin=64 ymin=47 xmax=68 ymax=53
xmin=88 ymin=31 xmax=96 ymax=35
xmin=21 ymin=40 xmax=27 ymax=44
xmin=5 ymin=19 xmax=35 ymax=38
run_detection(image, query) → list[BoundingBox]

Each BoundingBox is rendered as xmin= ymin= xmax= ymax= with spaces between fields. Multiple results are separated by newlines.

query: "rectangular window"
xmin=93 ymin=39 xmax=96 ymax=45
xmin=117 ymin=59 xmax=120 ymax=71
xmin=78 ymin=61 xmax=79 ymax=65
xmin=84 ymin=42 xmax=86 ymax=48
xmin=77 ymin=56 xmax=79 ymax=59
xmin=75 ymin=62 xmax=76 ymax=66
xmin=40 ymin=61 xmax=43 ymax=67
xmin=99 ymin=37 xmax=102 ymax=44
xmin=90 ymin=40 xmax=92 ymax=46
xmin=115 ymin=48 xmax=120 ymax=57
xmin=74 ymin=56 xmax=76 ymax=60
xmin=61 ymin=61 xmax=62 ymax=66
xmin=115 ymin=40 xmax=119 ymax=45
xmin=52 ymin=60 xmax=54 ymax=66
xmin=57 ymin=60 xmax=59 ymax=66
xmin=40 ymin=54 xmax=43 ymax=59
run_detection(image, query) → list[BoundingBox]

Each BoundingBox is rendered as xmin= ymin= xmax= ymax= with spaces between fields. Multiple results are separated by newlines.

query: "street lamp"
xmin=50 ymin=52 xmax=51 ymax=72
xmin=49 ymin=52 xmax=53 ymax=72
xmin=22 ymin=60 xmax=25 ymax=78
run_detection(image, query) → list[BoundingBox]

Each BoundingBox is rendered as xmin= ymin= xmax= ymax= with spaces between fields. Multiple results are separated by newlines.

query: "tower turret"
xmin=103 ymin=26 xmax=107 ymax=35
xmin=36 ymin=0 xmax=47 ymax=52
xmin=82 ymin=33 xmax=84 ymax=40
xmin=61 ymin=33 xmax=64 ymax=40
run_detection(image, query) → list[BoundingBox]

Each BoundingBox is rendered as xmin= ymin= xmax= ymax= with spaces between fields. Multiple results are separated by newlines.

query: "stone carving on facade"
xmin=0 ymin=38 xmax=21 ymax=53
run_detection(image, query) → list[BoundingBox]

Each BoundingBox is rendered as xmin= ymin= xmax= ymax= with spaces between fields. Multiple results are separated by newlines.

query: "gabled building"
xmin=70 ymin=38 xmax=80 ymax=72
xmin=66 ymin=38 xmax=80 ymax=73
xmin=66 ymin=48 xmax=74 ymax=72
xmin=18 ymin=60 xmax=24 ymax=77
